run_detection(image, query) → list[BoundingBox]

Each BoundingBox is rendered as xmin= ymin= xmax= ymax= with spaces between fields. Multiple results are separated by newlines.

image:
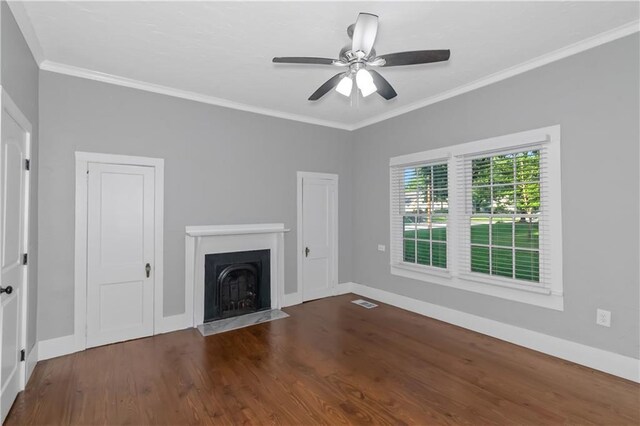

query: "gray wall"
xmin=38 ymin=71 xmax=353 ymax=341
xmin=1 ymin=1 xmax=39 ymax=354
xmin=37 ymin=32 xmax=640 ymax=358
xmin=352 ymin=34 xmax=639 ymax=359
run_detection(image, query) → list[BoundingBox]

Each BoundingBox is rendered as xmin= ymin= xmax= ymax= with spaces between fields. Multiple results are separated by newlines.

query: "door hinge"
xmin=22 ymin=253 xmax=28 ymax=265
xmin=25 ymin=159 xmax=30 ymax=171
xmin=20 ymin=349 xmax=25 ymax=362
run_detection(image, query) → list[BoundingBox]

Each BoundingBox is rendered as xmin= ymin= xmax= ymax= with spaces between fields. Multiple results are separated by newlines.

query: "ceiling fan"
xmin=273 ymin=13 xmax=450 ymax=101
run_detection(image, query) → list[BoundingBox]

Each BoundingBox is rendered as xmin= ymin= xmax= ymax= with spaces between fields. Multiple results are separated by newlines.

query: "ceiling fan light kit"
xmin=335 ymin=74 xmax=353 ymax=97
xmin=273 ymin=12 xmax=451 ymax=102
xmin=356 ymin=69 xmax=377 ymax=97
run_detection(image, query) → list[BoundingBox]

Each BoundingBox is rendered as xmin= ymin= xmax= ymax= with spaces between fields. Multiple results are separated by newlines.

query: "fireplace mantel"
xmin=186 ymin=223 xmax=290 ymax=237
xmin=184 ymin=223 xmax=288 ymax=327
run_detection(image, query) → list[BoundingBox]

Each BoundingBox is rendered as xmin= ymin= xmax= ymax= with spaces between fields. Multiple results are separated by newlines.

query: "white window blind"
xmin=391 ymin=161 xmax=449 ymax=270
xmin=455 ymin=144 xmax=552 ymax=290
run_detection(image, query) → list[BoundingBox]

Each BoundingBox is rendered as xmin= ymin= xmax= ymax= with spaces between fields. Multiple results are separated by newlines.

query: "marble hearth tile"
xmin=197 ymin=309 xmax=289 ymax=337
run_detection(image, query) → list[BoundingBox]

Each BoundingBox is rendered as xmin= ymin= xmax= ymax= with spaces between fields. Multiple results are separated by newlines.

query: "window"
xmin=467 ymin=150 xmax=541 ymax=282
xmin=399 ymin=164 xmax=448 ymax=268
xmin=390 ymin=126 xmax=563 ymax=310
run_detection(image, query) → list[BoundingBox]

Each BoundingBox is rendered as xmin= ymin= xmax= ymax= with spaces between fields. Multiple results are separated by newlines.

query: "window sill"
xmin=390 ymin=264 xmax=564 ymax=311
xmin=458 ymin=273 xmax=551 ymax=295
xmin=393 ymin=262 xmax=452 ymax=279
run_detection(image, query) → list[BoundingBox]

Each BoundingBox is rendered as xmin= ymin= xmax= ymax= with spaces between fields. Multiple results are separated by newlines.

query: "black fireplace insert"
xmin=204 ymin=250 xmax=270 ymax=322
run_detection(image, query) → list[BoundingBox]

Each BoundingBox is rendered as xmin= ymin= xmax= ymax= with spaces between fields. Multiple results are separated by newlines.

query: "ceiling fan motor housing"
xmin=339 ymin=46 xmax=377 ymax=64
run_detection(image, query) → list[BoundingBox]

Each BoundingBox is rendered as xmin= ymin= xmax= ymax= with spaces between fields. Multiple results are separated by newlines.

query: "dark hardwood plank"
xmin=6 ymin=294 xmax=639 ymax=425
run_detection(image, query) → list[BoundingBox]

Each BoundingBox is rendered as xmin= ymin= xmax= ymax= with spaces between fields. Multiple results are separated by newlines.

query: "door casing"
xmin=296 ymin=171 xmax=338 ymax=302
xmin=0 ymin=89 xmax=32 ymax=402
xmin=74 ymin=152 xmax=164 ymax=352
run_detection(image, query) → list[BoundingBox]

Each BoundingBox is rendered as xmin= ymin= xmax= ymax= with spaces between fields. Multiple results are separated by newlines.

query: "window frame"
xmin=389 ymin=125 xmax=563 ymax=311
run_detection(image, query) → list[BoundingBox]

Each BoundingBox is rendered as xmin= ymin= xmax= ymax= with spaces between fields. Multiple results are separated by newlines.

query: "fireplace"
xmin=204 ymin=249 xmax=271 ymax=322
xmin=185 ymin=223 xmax=287 ymax=327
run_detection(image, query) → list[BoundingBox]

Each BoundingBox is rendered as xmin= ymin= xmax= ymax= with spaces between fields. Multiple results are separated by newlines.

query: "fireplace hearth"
xmin=204 ymin=249 xmax=270 ymax=323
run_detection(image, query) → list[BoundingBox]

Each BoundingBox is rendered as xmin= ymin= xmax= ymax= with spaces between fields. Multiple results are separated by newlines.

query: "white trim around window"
xmin=390 ymin=125 xmax=563 ymax=311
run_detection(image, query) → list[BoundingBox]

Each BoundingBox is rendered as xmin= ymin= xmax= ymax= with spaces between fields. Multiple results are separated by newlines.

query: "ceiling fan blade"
xmin=368 ymin=70 xmax=397 ymax=100
xmin=308 ymin=73 xmax=345 ymax=101
xmin=379 ymin=50 xmax=450 ymax=67
xmin=273 ymin=57 xmax=336 ymax=65
xmin=352 ymin=13 xmax=378 ymax=57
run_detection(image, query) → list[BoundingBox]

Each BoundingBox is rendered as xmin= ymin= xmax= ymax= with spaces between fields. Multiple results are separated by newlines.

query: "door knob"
xmin=145 ymin=263 xmax=151 ymax=278
xmin=305 ymin=247 xmax=310 ymax=257
xmin=0 ymin=286 xmax=13 ymax=295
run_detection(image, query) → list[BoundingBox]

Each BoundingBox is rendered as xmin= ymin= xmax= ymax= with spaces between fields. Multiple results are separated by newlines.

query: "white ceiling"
xmin=14 ymin=1 xmax=640 ymax=129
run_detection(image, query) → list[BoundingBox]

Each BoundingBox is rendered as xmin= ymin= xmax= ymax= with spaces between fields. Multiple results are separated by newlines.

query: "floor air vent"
xmin=351 ymin=299 xmax=378 ymax=309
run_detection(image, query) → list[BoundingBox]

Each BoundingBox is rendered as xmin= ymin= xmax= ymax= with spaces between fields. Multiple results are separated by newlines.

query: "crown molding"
xmin=7 ymin=1 xmax=45 ymax=65
xmin=39 ymin=60 xmax=353 ymax=131
xmin=10 ymin=1 xmax=638 ymax=132
xmin=350 ymin=20 xmax=640 ymax=130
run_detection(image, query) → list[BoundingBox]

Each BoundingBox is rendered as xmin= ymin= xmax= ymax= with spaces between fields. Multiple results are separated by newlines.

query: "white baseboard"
xmin=350 ymin=283 xmax=639 ymax=383
xmin=38 ymin=334 xmax=78 ymax=361
xmin=38 ymin=314 xmax=190 ymax=361
xmin=25 ymin=344 xmax=38 ymax=384
xmin=283 ymin=292 xmax=302 ymax=307
xmin=38 ymin=283 xmax=635 ymax=382
xmin=157 ymin=313 xmax=190 ymax=334
xmin=283 ymin=283 xmax=354 ymax=308
xmin=336 ymin=282 xmax=355 ymax=295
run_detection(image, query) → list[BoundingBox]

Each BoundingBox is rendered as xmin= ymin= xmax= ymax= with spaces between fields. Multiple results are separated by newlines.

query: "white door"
xmin=301 ymin=174 xmax=337 ymax=302
xmin=86 ymin=163 xmax=155 ymax=348
xmin=0 ymin=107 xmax=29 ymax=422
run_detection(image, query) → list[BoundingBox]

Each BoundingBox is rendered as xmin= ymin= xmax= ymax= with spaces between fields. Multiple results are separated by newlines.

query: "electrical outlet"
xmin=596 ymin=309 xmax=611 ymax=327
xmin=377 ymin=244 xmax=386 ymax=252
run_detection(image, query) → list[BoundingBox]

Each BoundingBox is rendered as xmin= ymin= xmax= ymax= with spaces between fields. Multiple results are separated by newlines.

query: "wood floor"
xmin=6 ymin=294 xmax=639 ymax=425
